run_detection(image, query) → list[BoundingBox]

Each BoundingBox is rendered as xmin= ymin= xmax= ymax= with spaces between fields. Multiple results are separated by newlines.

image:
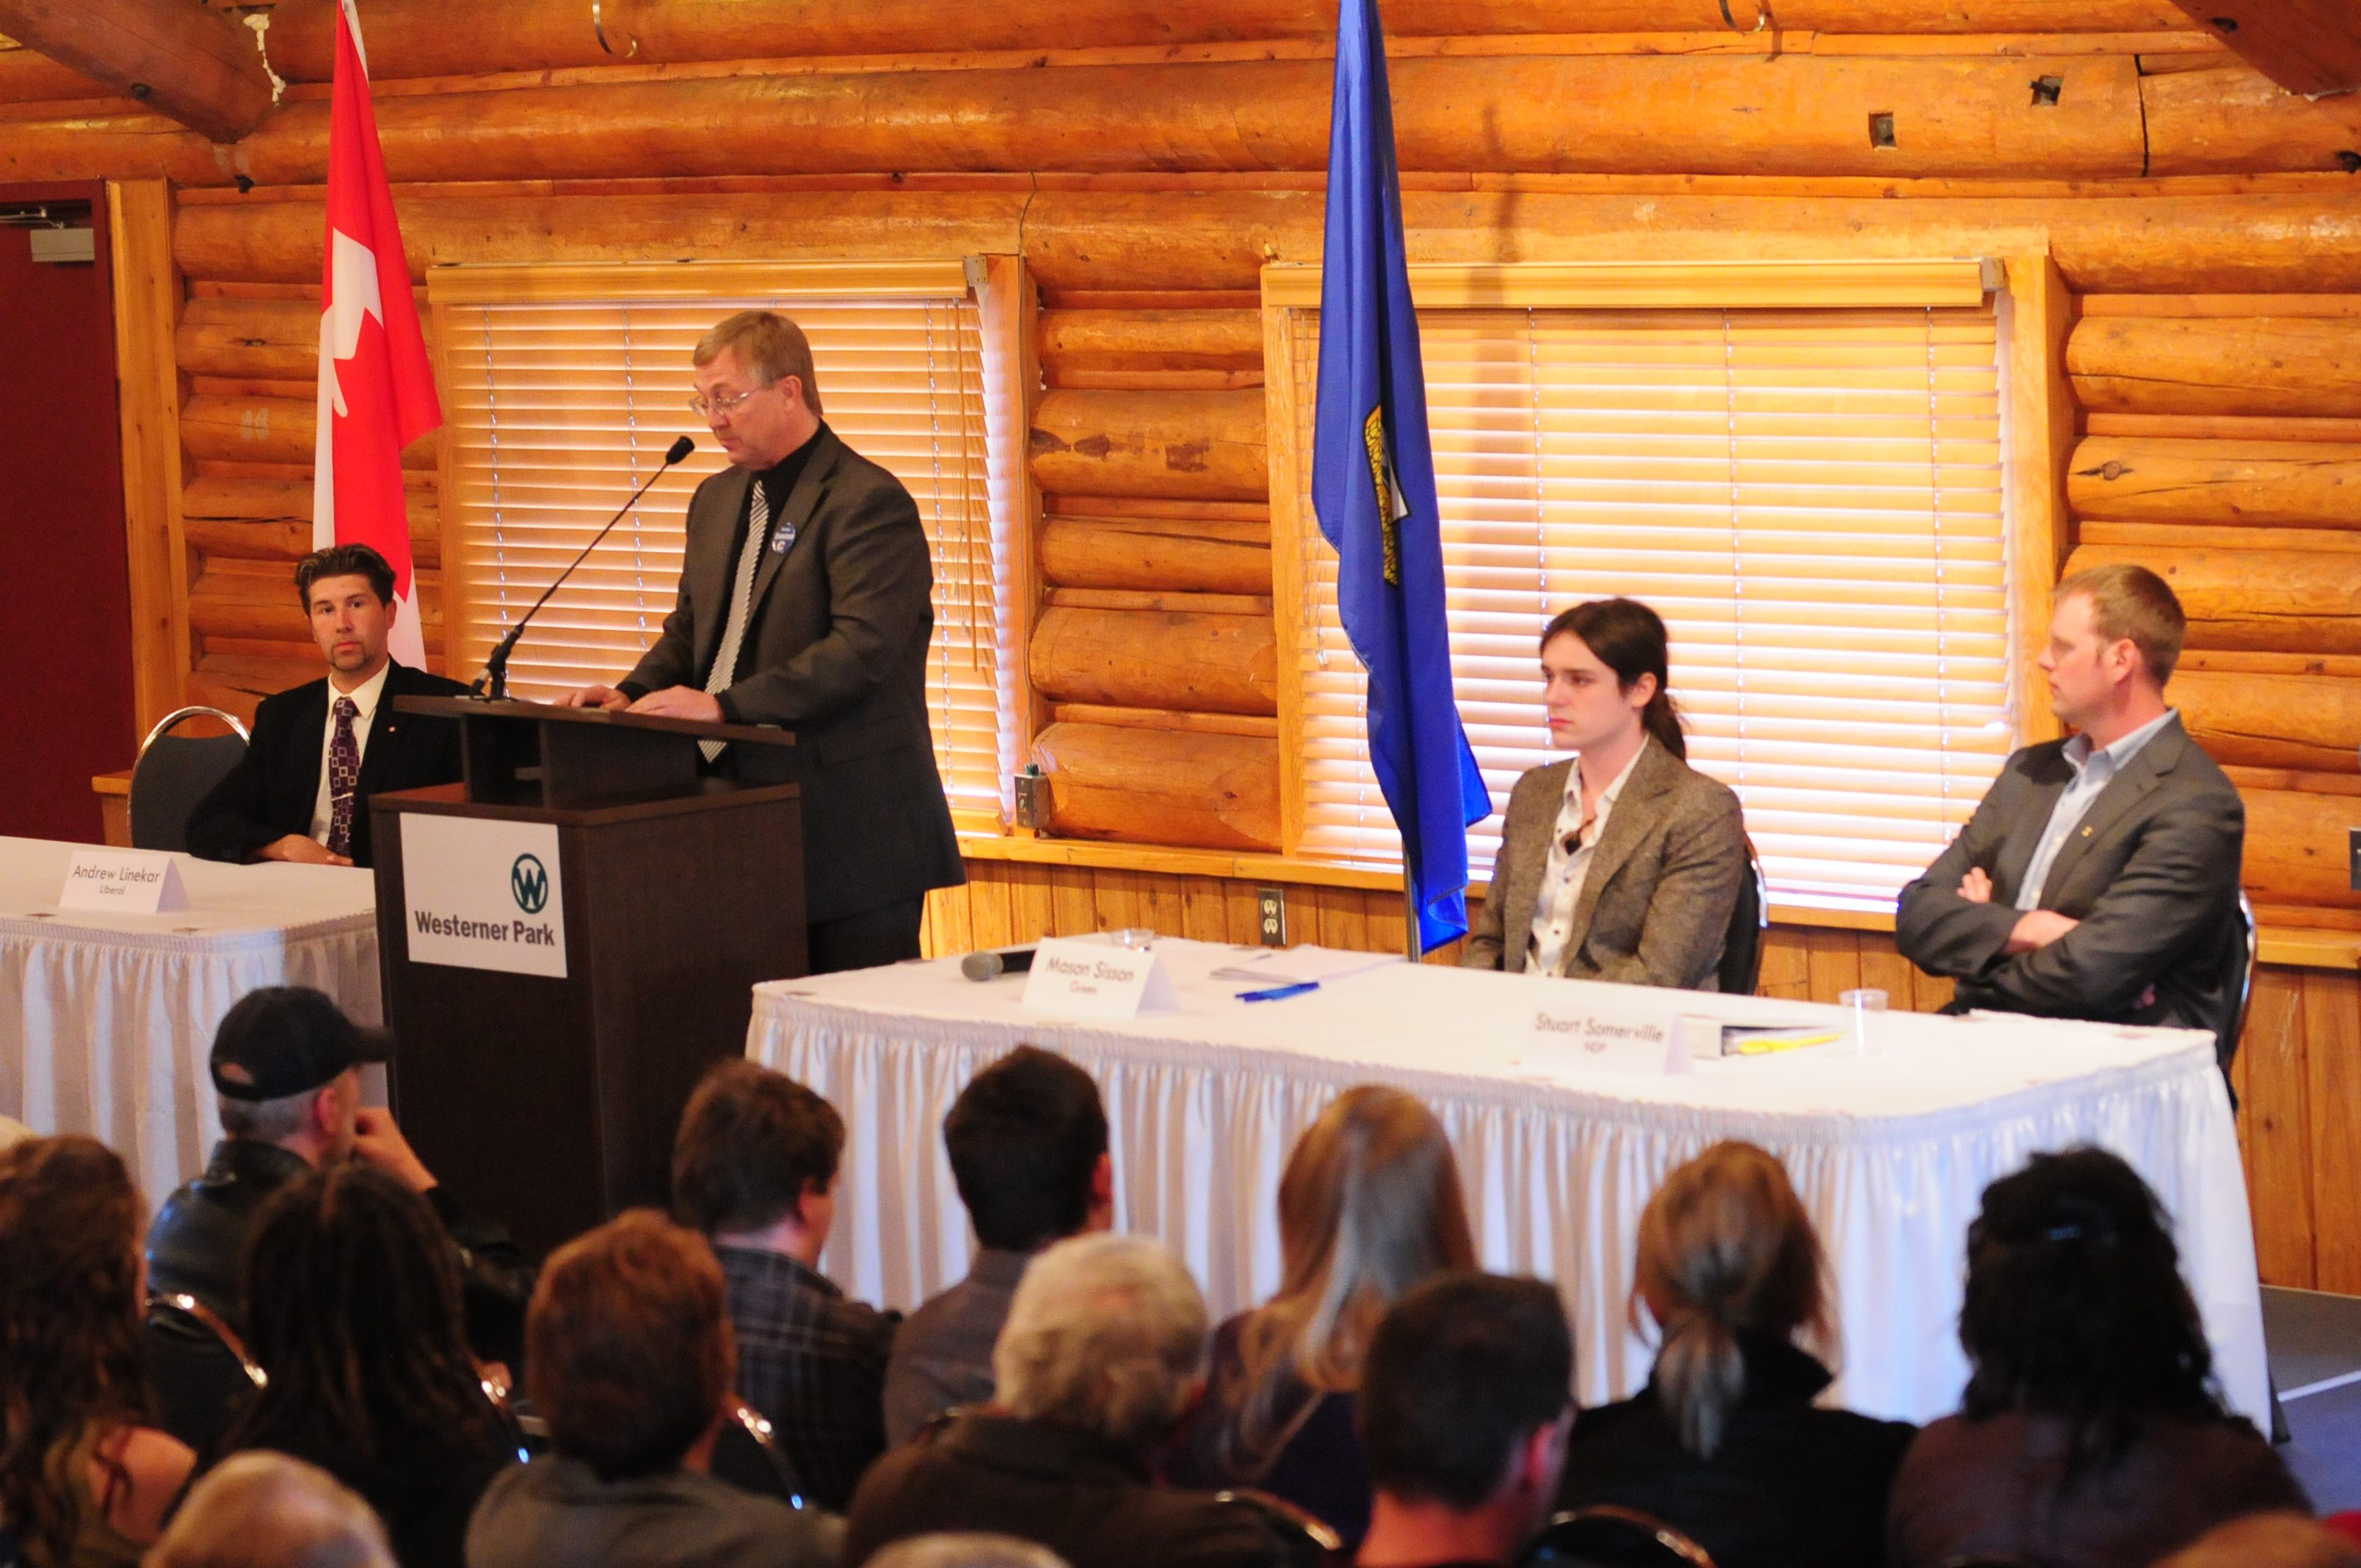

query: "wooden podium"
xmin=369 ymin=698 xmax=805 ymax=1257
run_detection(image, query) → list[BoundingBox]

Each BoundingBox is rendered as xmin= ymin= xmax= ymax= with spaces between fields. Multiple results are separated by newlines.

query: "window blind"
xmin=1279 ymin=303 xmax=2014 ymax=912
xmin=435 ymin=285 xmax=1012 ymax=819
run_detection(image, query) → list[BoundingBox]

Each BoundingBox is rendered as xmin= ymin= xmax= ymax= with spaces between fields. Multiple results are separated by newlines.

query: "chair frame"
xmin=128 ymin=705 xmax=253 ymax=853
xmin=1523 ymin=1505 xmax=1718 ymax=1568
xmin=145 ymin=1291 xmax=267 ymax=1390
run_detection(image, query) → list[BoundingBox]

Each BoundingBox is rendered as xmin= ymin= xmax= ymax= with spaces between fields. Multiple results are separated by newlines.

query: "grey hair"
xmin=993 ymin=1233 xmax=1208 ymax=1448
xmin=216 ymin=1086 xmax=319 ymax=1144
xmin=146 ymin=1450 xmax=394 ymax=1568
xmin=868 ymin=1536 xmax=1074 ymax=1568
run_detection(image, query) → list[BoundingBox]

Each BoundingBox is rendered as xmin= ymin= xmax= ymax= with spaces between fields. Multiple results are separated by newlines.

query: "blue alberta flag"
xmin=1311 ymin=0 xmax=1490 ymax=953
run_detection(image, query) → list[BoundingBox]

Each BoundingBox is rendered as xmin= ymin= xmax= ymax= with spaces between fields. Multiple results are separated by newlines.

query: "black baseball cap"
xmin=208 ymin=986 xmax=392 ymax=1103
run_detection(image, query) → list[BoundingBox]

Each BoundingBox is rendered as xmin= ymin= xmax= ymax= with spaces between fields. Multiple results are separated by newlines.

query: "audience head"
xmin=866 ymin=1534 xmax=1073 ymax=1568
xmin=1540 ymin=597 xmax=1686 ymax=761
xmin=207 ymin=987 xmax=388 ymax=1164
xmin=2045 ymin=562 xmax=2186 ymax=726
xmin=1959 ymin=1145 xmax=2221 ymax=1464
xmin=0 ymin=1136 xmax=151 ymax=1566
xmin=525 ymin=1211 xmax=733 ymax=1481
xmin=1631 ymin=1141 xmax=1830 ymax=1459
xmin=231 ymin=1164 xmax=498 ymax=1464
xmin=1361 ymin=1273 xmax=1573 ymax=1532
xmin=2154 ymin=1513 xmax=2361 ymax=1568
xmin=943 ymin=1045 xmax=1111 ymax=1252
xmin=143 ymin=1451 xmax=395 ymax=1568
xmin=993 ymin=1234 xmax=1208 ymax=1452
xmin=672 ymin=1059 xmax=843 ymax=1254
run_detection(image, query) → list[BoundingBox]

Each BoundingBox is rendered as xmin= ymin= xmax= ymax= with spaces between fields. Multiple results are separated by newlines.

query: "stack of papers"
xmin=1208 ymin=947 xmax=1403 ymax=987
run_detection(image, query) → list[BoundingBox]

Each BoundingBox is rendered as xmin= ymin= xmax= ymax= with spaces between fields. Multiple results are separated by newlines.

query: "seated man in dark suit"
xmin=845 ymin=1235 xmax=1285 ymax=1568
xmin=1896 ymin=563 xmax=2245 ymax=1030
xmin=186 ymin=542 xmax=465 ymax=869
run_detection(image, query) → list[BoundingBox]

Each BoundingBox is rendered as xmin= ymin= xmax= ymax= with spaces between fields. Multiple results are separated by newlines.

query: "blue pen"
xmin=1239 ymin=981 xmax=1320 ymax=1003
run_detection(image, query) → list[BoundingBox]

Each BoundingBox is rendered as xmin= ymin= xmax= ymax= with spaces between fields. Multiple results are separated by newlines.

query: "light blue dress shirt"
xmin=2014 ymin=708 xmax=2179 ymax=912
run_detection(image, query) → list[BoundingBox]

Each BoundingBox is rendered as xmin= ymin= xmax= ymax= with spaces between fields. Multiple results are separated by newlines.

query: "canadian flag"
xmin=313 ymin=0 xmax=439 ymax=670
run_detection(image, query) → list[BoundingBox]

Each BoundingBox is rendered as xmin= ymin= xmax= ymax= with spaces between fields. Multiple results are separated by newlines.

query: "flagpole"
xmin=1401 ymin=876 xmax=1421 ymax=965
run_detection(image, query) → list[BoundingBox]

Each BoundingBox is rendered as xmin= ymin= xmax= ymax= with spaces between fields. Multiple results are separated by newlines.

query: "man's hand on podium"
xmin=557 ymin=685 xmax=631 ymax=711
xmin=628 ymin=686 xmax=724 ymax=723
xmin=258 ymin=834 xmax=353 ymax=868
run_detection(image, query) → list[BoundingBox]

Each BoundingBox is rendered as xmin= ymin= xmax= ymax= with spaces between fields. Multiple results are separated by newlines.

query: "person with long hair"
xmin=212 ymin=1164 xmax=518 ymax=1568
xmin=1169 ymin=1087 xmax=1477 ymax=1548
xmin=0 ymin=1136 xmax=195 ymax=1567
xmin=1887 ymin=1147 xmax=2304 ymax=1567
xmin=1461 ymin=597 xmax=1749 ymax=988
xmin=1557 ymin=1142 xmax=1913 ymax=1568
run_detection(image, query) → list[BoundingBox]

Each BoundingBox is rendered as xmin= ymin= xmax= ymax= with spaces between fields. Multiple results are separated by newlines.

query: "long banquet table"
xmin=0 ymin=836 xmax=380 ymax=1211
xmin=748 ymin=934 xmax=2268 ymax=1427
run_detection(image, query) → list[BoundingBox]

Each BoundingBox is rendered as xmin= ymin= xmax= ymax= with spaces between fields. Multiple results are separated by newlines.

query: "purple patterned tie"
xmin=327 ymin=696 xmax=360 ymax=857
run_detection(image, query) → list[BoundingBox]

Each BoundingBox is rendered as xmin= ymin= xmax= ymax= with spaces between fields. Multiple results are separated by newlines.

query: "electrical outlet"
xmin=1256 ymin=886 xmax=1288 ymax=946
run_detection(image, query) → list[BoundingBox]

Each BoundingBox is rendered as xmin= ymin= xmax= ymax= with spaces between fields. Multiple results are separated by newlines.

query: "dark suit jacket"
xmin=1462 ymin=737 xmax=1749 ymax=989
xmin=184 ymin=659 xmax=468 ymax=869
xmin=620 ymin=427 xmax=963 ymax=925
xmin=1893 ymin=715 xmax=2244 ymax=1031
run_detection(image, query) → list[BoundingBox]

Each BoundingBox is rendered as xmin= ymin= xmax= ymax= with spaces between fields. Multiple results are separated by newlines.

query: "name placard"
xmin=1020 ymin=937 xmax=1177 ymax=1020
xmin=59 ymin=850 xmax=187 ymax=914
xmin=1527 ymin=1001 xmax=1691 ymax=1078
xmin=400 ymin=816 xmax=567 ymax=979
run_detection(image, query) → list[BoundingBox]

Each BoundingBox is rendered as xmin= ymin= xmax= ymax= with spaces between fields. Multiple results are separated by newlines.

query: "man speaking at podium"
xmin=562 ymin=311 xmax=962 ymax=973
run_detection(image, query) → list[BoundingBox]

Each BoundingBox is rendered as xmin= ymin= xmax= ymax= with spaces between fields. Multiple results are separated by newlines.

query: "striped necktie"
xmin=701 ymin=481 xmax=769 ymax=763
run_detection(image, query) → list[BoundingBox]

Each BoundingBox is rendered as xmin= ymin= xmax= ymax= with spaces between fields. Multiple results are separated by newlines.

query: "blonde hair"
xmin=144 ymin=1451 xmax=394 ymax=1568
xmin=694 ymin=310 xmax=822 ymax=416
xmin=993 ymin=1234 xmax=1207 ymax=1449
xmin=1219 ymin=1086 xmax=1476 ymax=1475
xmin=1633 ymin=1141 xmax=1832 ymax=1460
xmin=2055 ymin=562 xmax=2186 ymax=686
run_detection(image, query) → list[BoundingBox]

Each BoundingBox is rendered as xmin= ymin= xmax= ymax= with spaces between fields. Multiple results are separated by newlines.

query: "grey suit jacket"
xmin=1461 ymin=738 xmax=1749 ymax=990
xmin=1893 ymin=714 xmax=2244 ymax=1031
xmin=622 ymin=426 xmax=963 ymax=924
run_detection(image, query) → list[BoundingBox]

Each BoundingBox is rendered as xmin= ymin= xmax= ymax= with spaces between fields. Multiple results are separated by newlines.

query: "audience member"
xmin=1356 ymin=1273 xmax=1573 ymax=1568
xmin=845 ymin=1234 xmax=1286 ymax=1568
xmin=0 ymin=1136 xmax=195 ymax=1567
xmin=214 ymin=1166 xmax=518 ymax=1567
xmin=1557 ymin=1141 xmax=1913 ymax=1568
xmin=0 ymin=1111 xmax=31 ymax=1150
xmin=1886 ymin=1147 xmax=2305 ymax=1567
xmin=145 ymin=988 xmax=531 ymax=1453
xmin=868 ymin=1534 xmax=1073 ymax=1568
xmin=143 ymin=1451 xmax=396 ymax=1568
xmin=466 ymin=1211 xmax=842 ymax=1568
xmin=1171 ymin=1086 xmax=1476 ymax=1547
xmin=884 ymin=1046 xmax=1112 ymax=1445
xmin=2156 ymin=1514 xmax=2361 ymax=1568
xmin=672 ymin=1059 xmax=896 ymax=1510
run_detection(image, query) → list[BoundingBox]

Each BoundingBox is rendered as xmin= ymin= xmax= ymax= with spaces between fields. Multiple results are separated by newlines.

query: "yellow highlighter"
xmin=1731 ymin=1031 xmax=1843 ymax=1056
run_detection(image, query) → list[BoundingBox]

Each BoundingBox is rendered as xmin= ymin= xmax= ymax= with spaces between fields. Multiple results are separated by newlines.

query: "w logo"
xmin=510 ymin=854 xmax=550 ymax=914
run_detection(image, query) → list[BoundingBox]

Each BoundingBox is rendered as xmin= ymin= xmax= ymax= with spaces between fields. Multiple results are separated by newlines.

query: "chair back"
xmin=1212 ymin=1489 xmax=1346 ymax=1568
xmin=2213 ymin=891 xmax=2260 ymax=1078
xmin=1716 ymin=840 xmax=1769 ymax=996
xmin=143 ymin=1293 xmax=267 ymax=1456
xmin=1521 ymin=1506 xmax=1717 ymax=1568
xmin=130 ymin=706 xmax=250 ymax=852
xmin=708 ymin=1398 xmax=808 ymax=1509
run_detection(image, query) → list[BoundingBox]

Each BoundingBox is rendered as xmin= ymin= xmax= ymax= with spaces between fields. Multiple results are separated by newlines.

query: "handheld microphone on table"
xmin=962 ymin=945 xmax=1039 ymax=981
xmin=474 ymin=435 xmax=697 ymax=700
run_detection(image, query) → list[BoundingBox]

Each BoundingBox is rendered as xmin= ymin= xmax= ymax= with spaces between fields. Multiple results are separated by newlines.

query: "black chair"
xmin=129 ymin=705 xmax=249 ymax=852
xmin=142 ymin=1292 xmax=266 ymax=1456
xmin=2214 ymin=891 xmax=2260 ymax=1080
xmin=1213 ymin=1488 xmax=1345 ymax=1568
xmin=1520 ymin=1506 xmax=1716 ymax=1568
xmin=708 ymin=1398 xmax=809 ymax=1510
xmin=1716 ymin=838 xmax=1769 ymax=997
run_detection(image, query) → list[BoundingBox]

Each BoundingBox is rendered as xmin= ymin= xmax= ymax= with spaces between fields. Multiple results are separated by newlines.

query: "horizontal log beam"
xmin=177 ymin=295 xmax=321 ymax=380
xmin=1029 ymin=720 xmax=1280 ymax=852
xmin=2166 ymin=0 xmax=2361 ymax=96
xmin=1038 ymin=309 xmax=1263 ymax=372
xmin=0 ymin=0 xmax=274 ymax=142
xmin=0 ymin=106 xmax=231 ymax=184
xmin=181 ymin=472 xmax=436 ymax=523
xmin=181 ymin=393 xmax=440 ymax=470
xmin=2176 ymin=669 xmax=2361 ymax=772
xmin=221 ymin=55 xmax=2149 ymax=184
xmin=1038 ymin=518 xmax=1272 ymax=595
xmin=260 ymin=0 xmax=2193 ymax=82
xmin=2068 ymin=315 xmax=2361 ymax=419
xmin=0 ymin=43 xmax=106 ymax=103
xmin=2064 ymin=541 xmax=2361 ymax=652
xmin=1030 ymin=388 xmax=1267 ymax=502
xmin=191 ymin=565 xmax=443 ymax=644
xmin=2142 ymin=65 xmax=2361 ymax=176
xmin=2244 ymin=785 xmax=2361 ymax=910
xmin=1029 ymin=605 xmax=1278 ymax=714
xmin=2067 ymin=435 xmax=2361 ymax=528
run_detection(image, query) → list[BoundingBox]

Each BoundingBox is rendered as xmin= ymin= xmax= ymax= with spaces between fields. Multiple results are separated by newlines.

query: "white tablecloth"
xmin=0 ymin=837 xmax=380 ymax=1212
xmin=748 ymin=937 xmax=2268 ymax=1428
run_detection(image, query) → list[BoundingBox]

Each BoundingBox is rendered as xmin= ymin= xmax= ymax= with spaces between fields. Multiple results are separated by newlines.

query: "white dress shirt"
xmin=308 ymin=661 xmax=391 ymax=845
xmin=1526 ymin=747 xmax=1644 ymax=976
xmin=2014 ymin=708 xmax=2178 ymax=912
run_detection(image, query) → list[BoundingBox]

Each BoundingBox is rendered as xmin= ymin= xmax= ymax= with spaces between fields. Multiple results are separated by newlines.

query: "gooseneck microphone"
xmin=475 ymin=435 xmax=696 ymax=700
xmin=961 ymin=945 xmax=1039 ymax=982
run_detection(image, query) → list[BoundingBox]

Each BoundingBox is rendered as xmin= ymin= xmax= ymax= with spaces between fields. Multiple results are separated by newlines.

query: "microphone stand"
xmin=475 ymin=437 xmax=694 ymax=700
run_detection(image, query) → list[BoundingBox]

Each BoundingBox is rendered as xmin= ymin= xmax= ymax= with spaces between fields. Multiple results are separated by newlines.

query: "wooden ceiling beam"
xmin=2169 ymin=0 xmax=2361 ymax=96
xmin=0 ymin=0 xmax=274 ymax=143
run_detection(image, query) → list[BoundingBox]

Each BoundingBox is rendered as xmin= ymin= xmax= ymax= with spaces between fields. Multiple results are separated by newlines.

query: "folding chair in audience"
xmin=1212 ymin=1489 xmax=1346 ymax=1568
xmin=708 ymin=1398 xmax=809 ymax=1510
xmin=1519 ymin=1506 xmax=1716 ymax=1568
xmin=142 ymin=1293 xmax=267 ymax=1457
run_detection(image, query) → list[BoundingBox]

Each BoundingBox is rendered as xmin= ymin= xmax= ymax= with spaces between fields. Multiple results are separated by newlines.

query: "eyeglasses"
xmin=686 ymin=380 xmax=776 ymax=420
